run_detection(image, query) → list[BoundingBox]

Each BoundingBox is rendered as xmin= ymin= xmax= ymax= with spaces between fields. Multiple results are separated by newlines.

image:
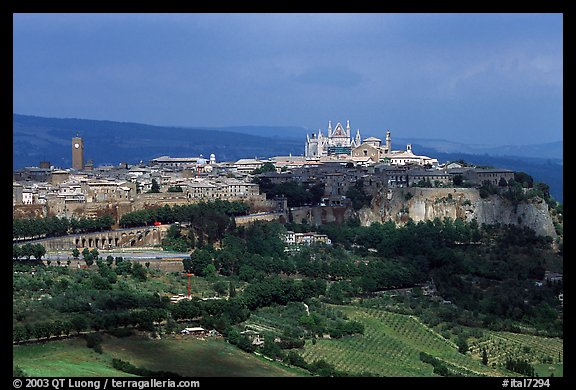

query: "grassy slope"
xmin=13 ymin=334 xmax=301 ymax=377
xmin=102 ymin=334 xmax=301 ymax=377
xmin=13 ymin=338 xmax=135 ymax=377
xmin=299 ymin=306 xmax=514 ymax=377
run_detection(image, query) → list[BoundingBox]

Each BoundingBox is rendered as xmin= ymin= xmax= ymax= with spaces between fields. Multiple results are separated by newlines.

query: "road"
xmin=44 ymin=249 xmax=190 ymax=261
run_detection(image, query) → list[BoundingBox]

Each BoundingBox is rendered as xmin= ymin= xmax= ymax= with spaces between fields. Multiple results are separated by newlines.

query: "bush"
xmin=13 ymin=366 xmax=28 ymax=377
xmin=85 ymin=332 xmax=102 ymax=347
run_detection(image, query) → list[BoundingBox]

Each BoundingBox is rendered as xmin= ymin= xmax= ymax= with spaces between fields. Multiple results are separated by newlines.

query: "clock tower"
xmin=72 ymin=134 xmax=84 ymax=170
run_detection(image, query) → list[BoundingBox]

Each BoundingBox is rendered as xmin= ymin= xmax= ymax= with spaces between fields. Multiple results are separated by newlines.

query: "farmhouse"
xmin=180 ymin=327 xmax=205 ymax=335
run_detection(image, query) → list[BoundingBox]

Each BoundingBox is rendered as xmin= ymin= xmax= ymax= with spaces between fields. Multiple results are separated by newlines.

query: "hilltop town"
xmin=14 ymin=120 xmax=527 ymax=228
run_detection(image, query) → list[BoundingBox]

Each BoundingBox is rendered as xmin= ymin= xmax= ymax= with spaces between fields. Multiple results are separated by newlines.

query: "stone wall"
xmin=360 ymin=187 xmax=557 ymax=238
xmin=291 ymin=206 xmax=352 ymax=226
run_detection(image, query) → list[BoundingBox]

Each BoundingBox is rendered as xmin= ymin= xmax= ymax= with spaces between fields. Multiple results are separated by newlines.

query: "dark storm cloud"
xmin=13 ymin=13 xmax=562 ymax=145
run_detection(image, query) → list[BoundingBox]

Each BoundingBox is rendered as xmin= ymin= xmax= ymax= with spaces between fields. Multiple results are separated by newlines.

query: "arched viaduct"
xmin=21 ymin=225 xmax=168 ymax=251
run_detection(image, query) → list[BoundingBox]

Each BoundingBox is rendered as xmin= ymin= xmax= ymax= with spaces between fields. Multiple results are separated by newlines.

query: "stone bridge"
xmin=21 ymin=225 xmax=168 ymax=251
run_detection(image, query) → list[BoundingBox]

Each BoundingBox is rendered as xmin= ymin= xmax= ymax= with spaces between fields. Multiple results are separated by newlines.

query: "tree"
xmin=21 ymin=243 xmax=34 ymax=260
xmin=514 ymin=172 xmax=533 ymax=188
xmin=482 ymin=349 xmax=488 ymax=365
xmin=203 ymin=263 xmax=217 ymax=279
xmin=13 ymin=245 xmax=21 ymax=260
xmin=34 ymin=322 xmax=54 ymax=340
xmin=132 ymin=262 xmax=148 ymax=281
xmin=84 ymin=254 xmax=94 ymax=267
xmin=72 ymin=248 xmax=80 ymax=259
xmin=13 ymin=325 xmax=28 ymax=343
xmin=70 ymin=315 xmax=89 ymax=335
xmin=252 ymin=162 xmax=276 ymax=175
xmin=229 ymin=281 xmax=237 ymax=298
xmin=213 ymin=281 xmax=227 ymax=296
xmin=457 ymin=336 xmax=469 ymax=354
xmin=148 ymin=179 xmax=161 ymax=193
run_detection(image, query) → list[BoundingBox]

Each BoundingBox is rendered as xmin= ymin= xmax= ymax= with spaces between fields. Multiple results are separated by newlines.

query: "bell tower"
xmin=72 ymin=133 xmax=84 ymax=170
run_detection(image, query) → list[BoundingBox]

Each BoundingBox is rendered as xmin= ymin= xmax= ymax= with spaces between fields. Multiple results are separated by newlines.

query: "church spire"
xmin=355 ymin=129 xmax=361 ymax=146
xmin=346 ymin=120 xmax=351 ymax=138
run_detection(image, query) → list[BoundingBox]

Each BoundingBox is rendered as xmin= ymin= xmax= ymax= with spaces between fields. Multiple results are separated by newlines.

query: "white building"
xmin=305 ymin=120 xmax=361 ymax=158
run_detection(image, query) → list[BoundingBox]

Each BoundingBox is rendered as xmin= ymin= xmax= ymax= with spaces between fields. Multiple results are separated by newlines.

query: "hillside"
xmin=299 ymin=306 xmax=510 ymax=377
xmin=12 ymin=114 xmax=303 ymax=168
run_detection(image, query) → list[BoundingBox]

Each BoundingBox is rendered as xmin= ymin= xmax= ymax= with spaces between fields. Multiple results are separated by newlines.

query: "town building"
xmin=283 ymin=231 xmax=332 ymax=247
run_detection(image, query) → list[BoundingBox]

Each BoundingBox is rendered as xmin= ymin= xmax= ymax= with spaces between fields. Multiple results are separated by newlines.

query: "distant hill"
xmin=408 ymin=144 xmax=563 ymax=202
xmin=393 ymin=137 xmax=563 ymax=161
xmin=13 ymin=114 xmax=562 ymax=201
xmin=13 ymin=114 xmax=304 ymax=168
xmin=229 ymin=125 xmax=563 ymax=162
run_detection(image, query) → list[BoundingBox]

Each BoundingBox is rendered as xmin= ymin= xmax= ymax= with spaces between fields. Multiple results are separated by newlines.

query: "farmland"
xmin=244 ymin=304 xmax=563 ymax=377
xmin=468 ymin=330 xmax=563 ymax=377
xmin=13 ymin=334 xmax=303 ymax=377
xmin=298 ymin=306 xmax=511 ymax=376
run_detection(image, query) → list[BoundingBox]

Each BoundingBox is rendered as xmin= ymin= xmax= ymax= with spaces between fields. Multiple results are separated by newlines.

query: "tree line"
xmin=252 ymin=177 xmax=325 ymax=207
xmin=13 ymin=215 xmax=114 ymax=240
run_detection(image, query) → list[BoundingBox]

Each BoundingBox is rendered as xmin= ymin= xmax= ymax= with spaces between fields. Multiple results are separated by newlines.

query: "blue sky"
xmin=13 ymin=13 xmax=563 ymax=146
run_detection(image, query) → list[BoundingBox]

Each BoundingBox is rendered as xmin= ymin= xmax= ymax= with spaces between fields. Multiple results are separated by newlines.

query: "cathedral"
xmin=305 ymin=120 xmax=438 ymax=167
xmin=305 ymin=120 xmax=362 ymax=158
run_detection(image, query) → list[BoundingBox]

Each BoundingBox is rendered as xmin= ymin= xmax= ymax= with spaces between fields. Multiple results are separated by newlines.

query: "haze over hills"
xmin=13 ymin=114 xmax=304 ymax=168
xmin=224 ymin=125 xmax=562 ymax=162
xmin=13 ymin=114 xmax=563 ymax=201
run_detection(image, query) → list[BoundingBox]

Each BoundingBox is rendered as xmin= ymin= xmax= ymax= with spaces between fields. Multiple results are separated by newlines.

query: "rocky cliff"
xmin=358 ymin=187 xmax=557 ymax=238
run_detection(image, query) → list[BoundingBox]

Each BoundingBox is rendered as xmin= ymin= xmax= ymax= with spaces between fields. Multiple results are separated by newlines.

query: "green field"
xmin=298 ymin=306 xmax=516 ymax=377
xmin=13 ymin=338 xmax=134 ymax=377
xmin=13 ymin=334 xmax=303 ymax=377
xmin=468 ymin=330 xmax=563 ymax=373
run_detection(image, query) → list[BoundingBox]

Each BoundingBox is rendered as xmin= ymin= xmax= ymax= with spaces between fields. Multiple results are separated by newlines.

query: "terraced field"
xmin=468 ymin=330 xmax=563 ymax=374
xmin=298 ymin=306 xmax=511 ymax=377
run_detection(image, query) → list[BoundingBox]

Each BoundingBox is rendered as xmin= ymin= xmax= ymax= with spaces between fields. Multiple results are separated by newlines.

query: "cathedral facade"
xmin=305 ymin=120 xmax=361 ymax=158
xmin=305 ymin=121 xmax=438 ymax=167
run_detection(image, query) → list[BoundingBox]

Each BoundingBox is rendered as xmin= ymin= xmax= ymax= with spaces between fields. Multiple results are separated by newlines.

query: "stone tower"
xmin=72 ymin=134 xmax=84 ymax=170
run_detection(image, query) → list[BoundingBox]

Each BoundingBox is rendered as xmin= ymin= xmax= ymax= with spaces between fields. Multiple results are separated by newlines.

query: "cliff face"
xmin=359 ymin=187 xmax=557 ymax=238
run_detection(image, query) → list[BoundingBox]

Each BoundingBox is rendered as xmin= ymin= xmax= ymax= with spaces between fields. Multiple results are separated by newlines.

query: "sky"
xmin=13 ymin=13 xmax=563 ymax=146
